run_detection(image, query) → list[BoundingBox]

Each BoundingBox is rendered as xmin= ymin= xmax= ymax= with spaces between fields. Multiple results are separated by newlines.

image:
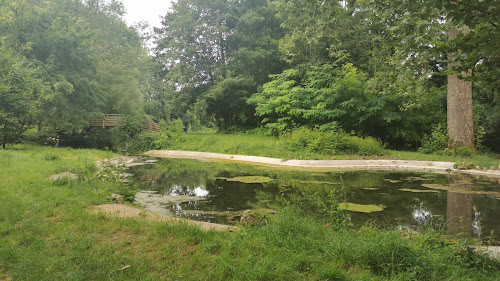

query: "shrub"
xmin=343 ymin=136 xmax=385 ymax=156
xmin=153 ymin=132 xmax=183 ymax=150
xmin=419 ymin=125 xmax=477 ymax=156
xmin=154 ymin=118 xmax=185 ymax=149
xmin=419 ymin=124 xmax=449 ymax=154
xmin=455 ymin=146 xmax=473 ymax=157
xmin=127 ymin=118 xmax=186 ymax=153
xmin=43 ymin=153 xmax=60 ymax=161
xmin=127 ymin=132 xmax=161 ymax=154
xmin=283 ymin=127 xmax=384 ymax=156
xmin=283 ymin=127 xmax=342 ymax=154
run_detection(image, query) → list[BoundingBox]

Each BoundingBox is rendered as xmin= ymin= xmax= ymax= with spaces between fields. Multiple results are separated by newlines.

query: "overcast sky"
xmin=121 ymin=0 xmax=173 ymax=28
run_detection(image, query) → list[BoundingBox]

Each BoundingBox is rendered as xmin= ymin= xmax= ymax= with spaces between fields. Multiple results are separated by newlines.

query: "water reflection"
xmin=412 ymin=200 xmax=433 ymax=226
xmin=447 ymin=192 xmax=474 ymax=237
xmin=445 ymin=176 xmax=487 ymax=239
xmin=130 ymin=158 xmax=500 ymax=241
xmin=169 ymin=185 xmax=210 ymax=197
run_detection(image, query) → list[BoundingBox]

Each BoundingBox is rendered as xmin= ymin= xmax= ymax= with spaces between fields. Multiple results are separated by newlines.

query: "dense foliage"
xmin=0 ymin=48 xmax=39 ymax=148
xmin=0 ymin=0 xmax=498 ymax=152
xmin=249 ymin=62 xmax=369 ymax=135
xmin=0 ymin=0 xmax=150 ymax=148
xmin=153 ymin=0 xmax=285 ymax=130
xmin=151 ymin=0 xmax=499 ymax=151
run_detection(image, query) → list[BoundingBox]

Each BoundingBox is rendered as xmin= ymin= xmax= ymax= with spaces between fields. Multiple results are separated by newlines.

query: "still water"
xmin=130 ymin=158 xmax=500 ymax=241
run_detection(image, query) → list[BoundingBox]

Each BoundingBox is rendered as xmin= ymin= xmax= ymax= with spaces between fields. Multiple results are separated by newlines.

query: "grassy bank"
xmin=1 ymin=143 xmax=499 ymax=280
xmin=165 ymin=132 xmax=499 ymax=168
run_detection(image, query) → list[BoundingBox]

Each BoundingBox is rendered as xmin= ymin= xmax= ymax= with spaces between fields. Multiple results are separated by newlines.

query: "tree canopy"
xmin=0 ymin=0 xmax=150 ymax=146
xmin=0 ymin=0 xmax=498 ymax=152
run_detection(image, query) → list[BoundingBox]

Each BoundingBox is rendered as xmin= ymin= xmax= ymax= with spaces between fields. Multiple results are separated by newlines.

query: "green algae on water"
xmin=339 ymin=202 xmax=384 ymax=213
xmin=421 ymin=184 xmax=449 ymax=190
xmin=399 ymin=188 xmax=440 ymax=193
xmin=383 ymin=179 xmax=402 ymax=184
xmin=225 ymin=176 xmax=274 ymax=184
xmin=294 ymin=180 xmax=338 ymax=185
xmin=405 ymin=176 xmax=433 ymax=181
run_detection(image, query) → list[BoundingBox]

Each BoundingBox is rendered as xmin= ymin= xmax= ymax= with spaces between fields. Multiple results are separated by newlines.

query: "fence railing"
xmin=89 ymin=114 xmax=160 ymax=132
xmin=88 ymin=114 xmax=122 ymax=128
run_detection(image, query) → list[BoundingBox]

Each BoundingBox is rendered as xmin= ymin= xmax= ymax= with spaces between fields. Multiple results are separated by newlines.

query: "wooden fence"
xmin=89 ymin=114 xmax=122 ymax=128
xmin=144 ymin=120 xmax=160 ymax=132
xmin=89 ymin=114 xmax=160 ymax=132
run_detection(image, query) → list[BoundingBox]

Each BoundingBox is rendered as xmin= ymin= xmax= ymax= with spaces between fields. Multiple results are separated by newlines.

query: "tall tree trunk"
xmin=447 ymin=28 xmax=474 ymax=148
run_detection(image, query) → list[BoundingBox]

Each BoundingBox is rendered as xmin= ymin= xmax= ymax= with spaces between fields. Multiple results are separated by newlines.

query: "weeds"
xmin=314 ymin=176 xmax=352 ymax=230
xmin=125 ymin=131 xmax=500 ymax=168
xmin=283 ymin=127 xmax=385 ymax=156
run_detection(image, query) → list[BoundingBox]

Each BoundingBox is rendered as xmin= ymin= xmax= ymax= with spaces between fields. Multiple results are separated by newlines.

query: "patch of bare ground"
xmin=48 ymin=172 xmax=78 ymax=181
xmin=0 ymin=268 xmax=12 ymax=281
xmin=90 ymin=204 xmax=239 ymax=232
xmin=476 ymin=246 xmax=500 ymax=260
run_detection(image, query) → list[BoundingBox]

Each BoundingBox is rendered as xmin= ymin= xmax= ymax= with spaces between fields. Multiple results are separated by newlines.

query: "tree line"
xmin=1 ymin=0 xmax=499 ymax=152
xmin=151 ymin=0 xmax=499 ymax=151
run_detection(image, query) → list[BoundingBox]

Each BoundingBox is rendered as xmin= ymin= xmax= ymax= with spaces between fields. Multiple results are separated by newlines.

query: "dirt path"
xmin=145 ymin=150 xmax=500 ymax=178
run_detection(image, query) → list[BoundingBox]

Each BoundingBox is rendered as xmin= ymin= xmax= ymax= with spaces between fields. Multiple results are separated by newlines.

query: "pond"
xmin=130 ymin=158 xmax=500 ymax=242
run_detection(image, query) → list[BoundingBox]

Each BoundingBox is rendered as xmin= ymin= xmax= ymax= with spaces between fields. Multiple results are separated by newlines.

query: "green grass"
xmin=1 ymin=143 xmax=499 ymax=280
xmin=386 ymin=150 xmax=500 ymax=168
xmin=171 ymin=132 xmax=500 ymax=168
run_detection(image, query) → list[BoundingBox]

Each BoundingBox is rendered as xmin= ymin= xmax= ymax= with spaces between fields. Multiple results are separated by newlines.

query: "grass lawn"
xmin=174 ymin=132 xmax=500 ymax=168
xmin=1 ymin=143 xmax=499 ymax=280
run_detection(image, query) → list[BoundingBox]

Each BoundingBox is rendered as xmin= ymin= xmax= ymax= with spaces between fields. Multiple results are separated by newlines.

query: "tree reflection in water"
xmin=446 ymin=176 xmax=478 ymax=238
xmin=447 ymin=192 xmax=474 ymax=237
xmin=130 ymin=159 xmax=500 ymax=240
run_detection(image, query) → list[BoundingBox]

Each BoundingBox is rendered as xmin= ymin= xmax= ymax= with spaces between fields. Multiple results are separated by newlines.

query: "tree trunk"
xmin=447 ymin=28 xmax=474 ymax=148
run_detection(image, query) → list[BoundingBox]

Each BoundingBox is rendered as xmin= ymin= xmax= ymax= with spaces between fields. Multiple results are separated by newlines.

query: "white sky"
xmin=121 ymin=0 xmax=173 ymax=28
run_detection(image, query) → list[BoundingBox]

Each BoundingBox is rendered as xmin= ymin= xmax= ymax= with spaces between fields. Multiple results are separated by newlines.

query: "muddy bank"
xmin=134 ymin=191 xmax=208 ymax=217
xmin=145 ymin=150 xmax=500 ymax=178
xmin=91 ymin=204 xmax=238 ymax=232
xmin=476 ymin=246 xmax=500 ymax=260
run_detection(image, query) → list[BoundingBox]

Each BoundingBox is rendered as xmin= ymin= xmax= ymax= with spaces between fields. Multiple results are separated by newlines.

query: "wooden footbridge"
xmin=89 ymin=114 xmax=160 ymax=132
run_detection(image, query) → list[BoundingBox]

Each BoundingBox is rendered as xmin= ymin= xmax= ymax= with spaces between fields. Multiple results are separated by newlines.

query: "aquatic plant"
xmin=225 ymin=176 xmax=274 ymax=184
xmin=338 ymin=202 xmax=384 ymax=213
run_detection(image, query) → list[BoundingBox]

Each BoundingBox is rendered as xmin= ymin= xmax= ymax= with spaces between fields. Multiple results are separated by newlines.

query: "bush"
xmin=283 ymin=127 xmax=342 ymax=154
xmin=419 ymin=124 xmax=449 ymax=154
xmin=455 ymin=146 xmax=473 ymax=157
xmin=419 ymin=125 xmax=477 ymax=156
xmin=154 ymin=119 xmax=185 ymax=148
xmin=344 ymin=135 xmax=385 ymax=156
xmin=127 ymin=118 xmax=186 ymax=153
xmin=283 ymin=127 xmax=384 ymax=156
xmin=127 ymin=132 xmax=161 ymax=154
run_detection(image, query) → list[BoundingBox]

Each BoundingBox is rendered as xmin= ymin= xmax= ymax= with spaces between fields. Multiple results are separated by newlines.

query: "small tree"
xmin=0 ymin=48 xmax=37 ymax=149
